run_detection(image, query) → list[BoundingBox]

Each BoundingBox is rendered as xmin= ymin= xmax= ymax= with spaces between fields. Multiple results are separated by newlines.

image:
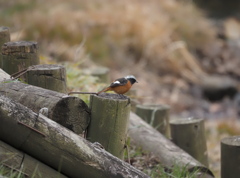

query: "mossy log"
xmin=87 ymin=93 xmax=131 ymax=159
xmin=0 ymin=95 xmax=150 ymax=178
xmin=26 ymin=64 xmax=67 ymax=93
xmin=135 ymin=104 xmax=170 ymax=136
xmin=0 ymin=140 xmax=67 ymax=178
xmin=0 ymin=26 xmax=10 ymax=68
xmin=2 ymin=41 xmax=39 ymax=76
xmin=128 ymin=112 xmax=214 ymax=178
xmin=0 ymin=81 xmax=90 ymax=134
xmin=170 ymin=118 xmax=208 ymax=166
xmin=221 ymin=136 xmax=240 ymax=178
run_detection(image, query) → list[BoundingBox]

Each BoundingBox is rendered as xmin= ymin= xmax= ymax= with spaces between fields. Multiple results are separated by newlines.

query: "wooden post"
xmin=0 ymin=95 xmax=149 ymax=178
xmin=221 ymin=136 xmax=240 ymax=178
xmin=135 ymin=104 xmax=170 ymax=137
xmin=26 ymin=64 xmax=67 ymax=93
xmin=170 ymin=118 xmax=208 ymax=166
xmin=0 ymin=140 xmax=67 ymax=178
xmin=0 ymin=27 xmax=10 ymax=68
xmin=2 ymin=41 xmax=39 ymax=75
xmin=87 ymin=93 xmax=131 ymax=159
xmin=0 ymin=81 xmax=90 ymax=134
xmin=129 ymin=112 xmax=214 ymax=178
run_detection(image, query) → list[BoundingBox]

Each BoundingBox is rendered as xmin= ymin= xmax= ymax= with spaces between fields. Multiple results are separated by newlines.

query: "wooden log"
xmin=0 ymin=81 xmax=90 ymax=134
xmin=135 ymin=104 xmax=170 ymax=137
xmin=128 ymin=112 xmax=214 ymax=177
xmin=170 ymin=118 xmax=209 ymax=166
xmin=26 ymin=64 xmax=67 ymax=93
xmin=0 ymin=68 xmax=10 ymax=82
xmin=0 ymin=27 xmax=10 ymax=68
xmin=0 ymin=140 xmax=67 ymax=178
xmin=87 ymin=93 xmax=131 ymax=159
xmin=0 ymin=95 xmax=150 ymax=178
xmin=221 ymin=136 xmax=240 ymax=178
xmin=2 ymin=41 xmax=39 ymax=76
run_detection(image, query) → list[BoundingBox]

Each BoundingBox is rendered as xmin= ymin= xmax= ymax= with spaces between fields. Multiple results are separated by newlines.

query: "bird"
xmin=97 ymin=75 xmax=138 ymax=97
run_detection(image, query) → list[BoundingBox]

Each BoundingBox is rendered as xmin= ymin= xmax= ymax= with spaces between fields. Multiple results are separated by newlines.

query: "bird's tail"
xmin=97 ymin=87 xmax=111 ymax=95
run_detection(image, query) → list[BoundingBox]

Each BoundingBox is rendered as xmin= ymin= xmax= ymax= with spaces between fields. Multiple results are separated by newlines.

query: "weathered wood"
xmin=2 ymin=41 xmax=39 ymax=76
xmin=0 ymin=27 xmax=10 ymax=68
xmin=87 ymin=93 xmax=131 ymax=159
xmin=26 ymin=64 xmax=67 ymax=93
xmin=128 ymin=112 xmax=214 ymax=177
xmin=135 ymin=104 xmax=170 ymax=137
xmin=0 ymin=81 xmax=90 ymax=134
xmin=0 ymin=68 xmax=10 ymax=82
xmin=221 ymin=136 xmax=240 ymax=178
xmin=0 ymin=95 xmax=150 ymax=178
xmin=0 ymin=140 xmax=67 ymax=178
xmin=170 ymin=118 xmax=209 ymax=166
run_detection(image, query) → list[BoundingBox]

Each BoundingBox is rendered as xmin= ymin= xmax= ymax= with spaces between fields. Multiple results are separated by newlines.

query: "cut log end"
xmin=2 ymin=41 xmax=38 ymax=55
xmin=52 ymin=96 xmax=90 ymax=134
xmin=96 ymin=93 xmax=130 ymax=100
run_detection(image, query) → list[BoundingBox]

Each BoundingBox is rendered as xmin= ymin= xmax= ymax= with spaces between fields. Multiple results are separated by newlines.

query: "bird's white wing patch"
xmin=113 ymin=81 xmax=120 ymax=84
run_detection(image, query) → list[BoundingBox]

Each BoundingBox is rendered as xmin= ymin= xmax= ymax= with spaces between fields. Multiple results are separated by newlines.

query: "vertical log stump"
xmin=26 ymin=64 xmax=67 ymax=93
xmin=0 ymin=26 xmax=10 ymax=68
xmin=170 ymin=118 xmax=208 ymax=166
xmin=2 ymin=41 xmax=39 ymax=76
xmin=0 ymin=140 xmax=67 ymax=178
xmin=135 ymin=104 xmax=170 ymax=137
xmin=221 ymin=136 xmax=240 ymax=178
xmin=87 ymin=93 xmax=131 ymax=159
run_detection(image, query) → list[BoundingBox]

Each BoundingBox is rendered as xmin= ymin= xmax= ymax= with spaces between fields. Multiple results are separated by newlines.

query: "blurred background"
xmin=1 ymin=0 xmax=240 ymax=177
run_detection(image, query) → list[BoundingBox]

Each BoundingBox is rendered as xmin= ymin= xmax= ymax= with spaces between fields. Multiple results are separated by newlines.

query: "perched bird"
xmin=97 ymin=75 xmax=138 ymax=97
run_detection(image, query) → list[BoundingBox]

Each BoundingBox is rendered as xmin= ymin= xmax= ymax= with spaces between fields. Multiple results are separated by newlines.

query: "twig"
xmin=17 ymin=121 xmax=46 ymax=137
xmin=68 ymin=91 xmax=97 ymax=95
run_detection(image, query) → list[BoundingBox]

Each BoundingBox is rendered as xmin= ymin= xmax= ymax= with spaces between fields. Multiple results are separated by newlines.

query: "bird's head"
xmin=125 ymin=75 xmax=138 ymax=85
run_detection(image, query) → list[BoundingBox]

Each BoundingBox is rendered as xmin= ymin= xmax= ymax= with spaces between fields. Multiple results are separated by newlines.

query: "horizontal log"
xmin=0 ymin=81 xmax=90 ymax=134
xmin=128 ymin=112 xmax=214 ymax=177
xmin=0 ymin=95 xmax=150 ymax=178
xmin=0 ymin=140 xmax=67 ymax=178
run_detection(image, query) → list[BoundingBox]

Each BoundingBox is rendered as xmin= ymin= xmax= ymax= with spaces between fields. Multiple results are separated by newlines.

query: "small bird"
xmin=97 ymin=75 xmax=138 ymax=97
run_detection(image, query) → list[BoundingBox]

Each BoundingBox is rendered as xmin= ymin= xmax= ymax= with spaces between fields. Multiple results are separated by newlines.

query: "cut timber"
xmin=87 ymin=93 xmax=130 ymax=159
xmin=26 ymin=64 xmax=67 ymax=93
xmin=0 ymin=26 xmax=10 ymax=68
xmin=0 ymin=95 xmax=150 ymax=178
xmin=2 ymin=41 xmax=39 ymax=76
xmin=135 ymin=104 xmax=170 ymax=137
xmin=170 ymin=118 xmax=208 ymax=166
xmin=0 ymin=81 xmax=90 ymax=134
xmin=0 ymin=68 xmax=10 ymax=82
xmin=0 ymin=140 xmax=67 ymax=178
xmin=221 ymin=136 xmax=240 ymax=178
xmin=128 ymin=112 xmax=214 ymax=178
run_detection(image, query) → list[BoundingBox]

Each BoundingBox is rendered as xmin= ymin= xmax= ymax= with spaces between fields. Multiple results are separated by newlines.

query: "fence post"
xmin=221 ymin=136 xmax=240 ymax=178
xmin=170 ymin=118 xmax=208 ymax=166
xmin=87 ymin=93 xmax=131 ymax=159
xmin=26 ymin=64 xmax=67 ymax=93
xmin=135 ymin=104 xmax=170 ymax=137
xmin=0 ymin=26 xmax=10 ymax=68
xmin=2 ymin=41 xmax=39 ymax=76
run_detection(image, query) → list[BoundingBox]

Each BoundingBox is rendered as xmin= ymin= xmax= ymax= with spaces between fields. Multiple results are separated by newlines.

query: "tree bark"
xmin=221 ymin=136 xmax=240 ymax=178
xmin=0 ymin=140 xmax=67 ymax=178
xmin=0 ymin=81 xmax=90 ymax=134
xmin=0 ymin=95 xmax=150 ymax=178
xmin=87 ymin=93 xmax=130 ymax=159
xmin=128 ymin=112 xmax=214 ymax=177
xmin=170 ymin=118 xmax=208 ymax=166
xmin=26 ymin=64 xmax=67 ymax=93
xmin=0 ymin=26 xmax=10 ymax=68
xmin=2 ymin=41 xmax=39 ymax=76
